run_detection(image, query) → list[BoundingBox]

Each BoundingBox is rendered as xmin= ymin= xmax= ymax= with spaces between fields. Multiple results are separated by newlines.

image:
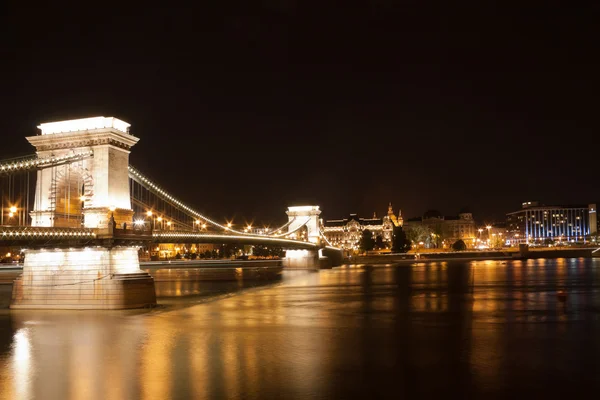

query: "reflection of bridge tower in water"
xmin=28 ymin=116 xmax=137 ymax=229
xmin=11 ymin=117 xmax=155 ymax=310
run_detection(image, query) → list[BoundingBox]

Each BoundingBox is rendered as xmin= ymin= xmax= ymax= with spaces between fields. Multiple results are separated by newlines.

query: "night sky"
xmin=1 ymin=3 xmax=598 ymax=226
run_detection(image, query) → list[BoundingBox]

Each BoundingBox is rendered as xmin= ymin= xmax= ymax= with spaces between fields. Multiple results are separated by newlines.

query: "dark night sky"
xmin=1 ymin=2 xmax=598 ymax=226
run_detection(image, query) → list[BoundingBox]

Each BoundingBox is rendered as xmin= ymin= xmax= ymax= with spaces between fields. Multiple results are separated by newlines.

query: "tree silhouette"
xmin=391 ymin=225 xmax=412 ymax=253
xmin=375 ymin=235 xmax=385 ymax=249
xmin=452 ymin=239 xmax=467 ymax=251
xmin=359 ymin=229 xmax=375 ymax=252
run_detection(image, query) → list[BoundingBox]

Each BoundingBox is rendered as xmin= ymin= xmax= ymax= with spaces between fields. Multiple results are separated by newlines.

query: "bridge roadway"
xmin=0 ymin=226 xmax=323 ymax=250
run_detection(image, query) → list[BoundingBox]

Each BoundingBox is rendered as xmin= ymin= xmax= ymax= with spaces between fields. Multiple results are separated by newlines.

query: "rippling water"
xmin=1 ymin=258 xmax=600 ymax=399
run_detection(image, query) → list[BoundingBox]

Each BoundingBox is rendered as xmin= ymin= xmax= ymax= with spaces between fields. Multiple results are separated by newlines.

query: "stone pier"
xmin=282 ymin=249 xmax=320 ymax=270
xmin=10 ymin=116 xmax=156 ymax=310
xmin=11 ymin=247 xmax=156 ymax=310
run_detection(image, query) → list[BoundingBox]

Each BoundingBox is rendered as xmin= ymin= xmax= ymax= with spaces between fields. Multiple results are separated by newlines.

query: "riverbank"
xmin=349 ymin=247 xmax=596 ymax=264
xmin=140 ymin=259 xmax=282 ymax=269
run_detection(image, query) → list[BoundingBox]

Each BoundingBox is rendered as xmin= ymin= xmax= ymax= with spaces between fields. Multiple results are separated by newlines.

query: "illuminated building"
xmin=151 ymin=243 xmax=216 ymax=259
xmin=506 ymin=201 xmax=597 ymax=244
xmin=322 ymin=203 xmax=402 ymax=249
xmin=403 ymin=208 xmax=477 ymax=248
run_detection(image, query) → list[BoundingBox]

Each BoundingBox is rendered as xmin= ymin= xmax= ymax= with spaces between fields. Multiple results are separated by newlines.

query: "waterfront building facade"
xmin=150 ymin=243 xmax=216 ymax=260
xmin=322 ymin=203 xmax=402 ymax=250
xmin=506 ymin=201 xmax=597 ymax=244
xmin=403 ymin=209 xmax=477 ymax=248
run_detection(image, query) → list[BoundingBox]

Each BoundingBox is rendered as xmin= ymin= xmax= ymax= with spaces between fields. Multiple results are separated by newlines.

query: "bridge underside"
xmin=151 ymin=232 xmax=319 ymax=250
xmin=0 ymin=228 xmax=320 ymax=249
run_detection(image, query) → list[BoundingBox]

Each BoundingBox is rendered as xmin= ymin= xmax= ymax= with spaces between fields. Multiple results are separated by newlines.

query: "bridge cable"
xmin=129 ymin=165 xmax=296 ymax=237
xmin=0 ymin=151 xmax=94 ymax=175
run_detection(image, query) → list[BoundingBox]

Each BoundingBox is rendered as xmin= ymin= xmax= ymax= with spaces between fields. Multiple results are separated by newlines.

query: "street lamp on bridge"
xmin=5 ymin=206 xmax=18 ymax=226
xmin=146 ymin=210 xmax=153 ymax=230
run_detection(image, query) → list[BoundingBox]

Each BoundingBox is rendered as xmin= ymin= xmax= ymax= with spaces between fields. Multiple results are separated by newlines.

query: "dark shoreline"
xmin=348 ymin=248 xmax=597 ymax=264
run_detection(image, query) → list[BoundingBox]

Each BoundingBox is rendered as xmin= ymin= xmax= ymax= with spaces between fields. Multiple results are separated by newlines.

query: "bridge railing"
xmin=0 ymin=226 xmax=97 ymax=241
xmin=113 ymin=226 xmax=153 ymax=240
xmin=151 ymin=231 xmax=318 ymax=249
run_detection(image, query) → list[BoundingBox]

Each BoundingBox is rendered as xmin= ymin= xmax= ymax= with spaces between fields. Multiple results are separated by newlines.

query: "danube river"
xmin=2 ymin=258 xmax=600 ymax=399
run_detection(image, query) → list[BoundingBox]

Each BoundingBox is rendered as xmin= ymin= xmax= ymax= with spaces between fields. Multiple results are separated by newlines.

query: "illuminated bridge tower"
xmin=283 ymin=206 xmax=324 ymax=269
xmin=286 ymin=206 xmax=322 ymax=244
xmin=27 ymin=116 xmax=138 ymax=229
xmin=11 ymin=117 xmax=155 ymax=310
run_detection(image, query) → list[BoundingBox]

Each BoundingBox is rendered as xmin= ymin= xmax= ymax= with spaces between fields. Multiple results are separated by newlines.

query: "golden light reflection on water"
xmin=140 ymin=317 xmax=177 ymax=400
xmin=1 ymin=259 xmax=600 ymax=399
xmin=12 ymin=329 xmax=31 ymax=400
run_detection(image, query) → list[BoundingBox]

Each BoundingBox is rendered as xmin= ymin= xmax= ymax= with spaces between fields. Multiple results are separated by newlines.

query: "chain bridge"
xmin=0 ymin=116 xmax=341 ymax=309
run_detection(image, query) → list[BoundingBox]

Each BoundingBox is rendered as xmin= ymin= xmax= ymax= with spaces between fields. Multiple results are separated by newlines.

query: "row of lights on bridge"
xmin=129 ymin=210 xmax=185 ymax=229
xmin=4 ymin=205 xmax=289 ymax=239
xmin=137 ymin=210 xmax=278 ymax=235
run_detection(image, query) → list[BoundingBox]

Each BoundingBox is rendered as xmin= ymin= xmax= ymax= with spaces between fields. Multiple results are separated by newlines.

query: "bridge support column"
xmin=282 ymin=249 xmax=320 ymax=270
xmin=10 ymin=246 xmax=156 ymax=310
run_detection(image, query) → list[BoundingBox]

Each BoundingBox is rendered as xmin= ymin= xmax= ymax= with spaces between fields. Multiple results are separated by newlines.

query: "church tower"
xmin=387 ymin=202 xmax=403 ymax=227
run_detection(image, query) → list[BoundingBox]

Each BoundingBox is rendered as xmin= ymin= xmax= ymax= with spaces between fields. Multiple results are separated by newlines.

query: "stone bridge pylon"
xmin=28 ymin=116 xmax=137 ymax=229
xmin=11 ymin=116 xmax=156 ymax=310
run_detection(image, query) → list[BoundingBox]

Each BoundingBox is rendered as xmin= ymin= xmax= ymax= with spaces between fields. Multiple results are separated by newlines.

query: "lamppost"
xmin=486 ymin=225 xmax=492 ymax=246
xmin=195 ymin=219 xmax=201 ymax=231
xmin=9 ymin=206 xmax=17 ymax=226
xmin=146 ymin=211 xmax=153 ymax=230
xmin=157 ymin=216 xmax=163 ymax=230
xmin=109 ymin=206 xmax=116 ymax=227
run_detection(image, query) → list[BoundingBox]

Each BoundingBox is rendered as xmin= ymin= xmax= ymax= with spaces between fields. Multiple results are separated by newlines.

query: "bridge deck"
xmin=0 ymin=226 xmax=324 ymax=250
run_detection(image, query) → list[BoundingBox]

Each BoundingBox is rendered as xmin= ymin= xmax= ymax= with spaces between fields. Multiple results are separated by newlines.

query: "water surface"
xmin=1 ymin=259 xmax=600 ymax=399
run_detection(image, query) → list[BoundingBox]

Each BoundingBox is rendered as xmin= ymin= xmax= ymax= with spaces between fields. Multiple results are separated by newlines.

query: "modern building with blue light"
xmin=506 ymin=201 xmax=597 ymax=244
